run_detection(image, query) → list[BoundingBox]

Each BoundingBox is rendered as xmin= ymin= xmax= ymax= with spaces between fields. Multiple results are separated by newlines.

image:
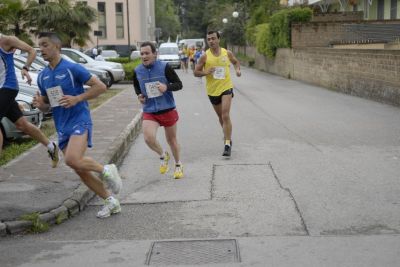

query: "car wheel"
xmin=105 ymin=77 xmax=113 ymax=88
xmin=0 ymin=124 xmax=6 ymax=146
xmin=107 ymin=72 xmax=115 ymax=86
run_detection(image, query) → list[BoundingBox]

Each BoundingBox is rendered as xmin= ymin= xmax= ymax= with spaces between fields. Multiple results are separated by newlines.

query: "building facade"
xmin=302 ymin=0 xmax=400 ymax=20
xmin=81 ymin=0 xmax=155 ymax=49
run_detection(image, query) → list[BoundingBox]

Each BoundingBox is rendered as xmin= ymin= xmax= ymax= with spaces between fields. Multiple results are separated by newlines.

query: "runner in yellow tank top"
xmin=194 ymin=31 xmax=241 ymax=157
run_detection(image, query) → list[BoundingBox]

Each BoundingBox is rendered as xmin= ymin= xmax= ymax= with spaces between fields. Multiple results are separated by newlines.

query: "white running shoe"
xmin=96 ymin=197 xmax=121 ymax=218
xmin=102 ymin=164 xmax=122 ymax=194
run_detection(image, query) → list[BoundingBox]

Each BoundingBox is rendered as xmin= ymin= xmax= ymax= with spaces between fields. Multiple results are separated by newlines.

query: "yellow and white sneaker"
xmin=159 ymin=151 xmax=170 ymax=174
xmin=173 ymin=164 xmax=184 ymax=179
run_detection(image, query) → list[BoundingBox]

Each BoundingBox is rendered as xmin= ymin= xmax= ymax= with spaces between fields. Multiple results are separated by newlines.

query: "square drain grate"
xmin=145 ymin=239 xmax=240 ymax=265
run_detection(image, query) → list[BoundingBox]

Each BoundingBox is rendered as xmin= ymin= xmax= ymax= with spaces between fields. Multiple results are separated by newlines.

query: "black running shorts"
xmin=208 ymin=88 xmax=234 ymax=106
xmin=0 ymin=89 xmax=23 ymax=123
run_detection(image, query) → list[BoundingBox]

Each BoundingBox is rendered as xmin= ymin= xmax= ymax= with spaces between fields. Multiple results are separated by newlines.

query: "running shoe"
xmin=48 ymin=142 xmax=59 ymax=168
xmin=222 ymin=142 xmax=232 ymax=157
xmin=173 ymin=164 xmax=184 ymax=179
xmin=160 ymin=152 xmax=170 ymax=174
xmin=102 ymin=164 xmax=122 ymax=194
xmin=96 ymin=197 xmax=121 ymax=218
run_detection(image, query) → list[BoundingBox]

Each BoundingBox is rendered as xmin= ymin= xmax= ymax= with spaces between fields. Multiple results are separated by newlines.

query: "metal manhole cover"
xmin=146 ymin=239 xmax=240 ymax=265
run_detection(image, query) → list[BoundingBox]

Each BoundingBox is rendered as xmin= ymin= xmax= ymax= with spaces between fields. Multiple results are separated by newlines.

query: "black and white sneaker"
xmin=222 ymin=142 xmax=232 ymax=157
xmin=48 ymin=142 xmax=59 ymax=168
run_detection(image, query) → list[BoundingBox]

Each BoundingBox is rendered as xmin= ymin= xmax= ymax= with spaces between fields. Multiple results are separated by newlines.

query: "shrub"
xmin=122 ymin=58 xmax=141 ymax=81
xmin=255 ymin=23 xmax=270 ymax=56
xmin=107 ymin=57 xmax=131 ymax=64
xmin=260 ymin=7 xmax=312 ymax=57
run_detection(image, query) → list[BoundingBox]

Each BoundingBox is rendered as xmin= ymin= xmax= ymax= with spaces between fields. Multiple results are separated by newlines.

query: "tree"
xmin=24 ymin=0 xmax=96 ymax=47
xmin=155 ymin=0 xmax=181 ymax=42
xmin=0 ymin=0 xmax=33 ymax=45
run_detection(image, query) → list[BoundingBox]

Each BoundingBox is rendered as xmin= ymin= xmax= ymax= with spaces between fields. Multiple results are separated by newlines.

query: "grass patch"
xmin=20 ymin=212 xmax=49 ymax=233
xmin=0 ymin=88 xmax=124 ymax=166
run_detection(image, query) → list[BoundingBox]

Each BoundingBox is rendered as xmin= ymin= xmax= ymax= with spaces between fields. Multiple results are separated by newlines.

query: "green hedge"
xmin=122 ymin=58 xmax=141 ymax=81
xmin=255 ymin=23 xmax=270 ymax=56
xmin=259 ymin=7 xmax=312 ymax=58
xmin=107 ymin=57 xmax=131 ymax=64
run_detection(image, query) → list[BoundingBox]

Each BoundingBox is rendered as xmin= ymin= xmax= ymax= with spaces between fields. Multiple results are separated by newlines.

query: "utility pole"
xmin=126 ymin=0 xmax=131 ymax=49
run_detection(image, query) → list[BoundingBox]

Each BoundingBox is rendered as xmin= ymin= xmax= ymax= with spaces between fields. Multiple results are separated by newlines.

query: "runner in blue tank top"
xmin=0 ymin=33 xmax=59 ymax=167
xmin=33 ymin=32 xmax=123 ymax=218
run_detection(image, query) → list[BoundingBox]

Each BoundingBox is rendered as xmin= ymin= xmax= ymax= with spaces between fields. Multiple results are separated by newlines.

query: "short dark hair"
xmin=207 ymin=30 xmax=220 ymax=39
xmin=140 ymin=41 xmax=156 ymax=53
xmin=38 ymin=32 xmax=62 ymax=46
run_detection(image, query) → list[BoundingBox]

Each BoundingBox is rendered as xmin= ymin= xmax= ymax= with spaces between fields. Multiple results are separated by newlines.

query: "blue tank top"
xmin=0 ymin=47 xmax=18 ymax=91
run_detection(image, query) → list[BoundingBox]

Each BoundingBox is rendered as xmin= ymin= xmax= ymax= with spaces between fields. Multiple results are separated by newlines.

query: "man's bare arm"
xmin=194 ymin=54 xmax=212 ymax=77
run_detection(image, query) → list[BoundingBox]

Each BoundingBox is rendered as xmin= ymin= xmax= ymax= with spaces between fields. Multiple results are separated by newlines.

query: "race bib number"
xmin=46 ymin=86 xmax=64 ymax=107
xmin=145 ymin=82 xmax=162 ymax=98
xmin=213 ymin=67 xmax=225 ymax=80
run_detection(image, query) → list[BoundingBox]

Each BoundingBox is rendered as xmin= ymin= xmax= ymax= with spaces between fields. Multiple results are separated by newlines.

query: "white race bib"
xmin=213 ymin=67 xmax=225 ymax=80
xmin=145 ymin=81 xmax=162 ymax=98
xmin=46 ymin=86 xmax=64 ymax=107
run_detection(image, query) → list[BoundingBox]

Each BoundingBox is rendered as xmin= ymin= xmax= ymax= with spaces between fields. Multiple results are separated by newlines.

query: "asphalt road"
xmin=1 ymin=67 xmax=400 ymax=267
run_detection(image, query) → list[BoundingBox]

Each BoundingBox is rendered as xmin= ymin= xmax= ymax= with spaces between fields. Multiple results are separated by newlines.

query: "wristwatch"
xmin=22 ymin=65 xmax=30 ymax=71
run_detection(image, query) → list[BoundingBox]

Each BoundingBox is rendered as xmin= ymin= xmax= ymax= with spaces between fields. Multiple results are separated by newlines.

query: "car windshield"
xmin=158 ymin=47 xmax=179 ymax=55
xmin=62 ymin=49 xmax=95 ymax=63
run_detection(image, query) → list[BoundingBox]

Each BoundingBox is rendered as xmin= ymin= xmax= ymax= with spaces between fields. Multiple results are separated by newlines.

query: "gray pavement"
xmin=0 ymin=85 xmax=142 ymax=235
xmin=1 ymin=67 xmax=400 ymax=266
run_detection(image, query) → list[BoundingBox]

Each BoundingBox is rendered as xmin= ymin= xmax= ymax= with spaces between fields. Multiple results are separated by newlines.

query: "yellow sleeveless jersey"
xmin=205 ymin=48 xmax=233 ymax=96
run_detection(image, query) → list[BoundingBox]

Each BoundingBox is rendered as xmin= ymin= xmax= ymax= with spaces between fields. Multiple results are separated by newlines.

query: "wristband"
xmin=22 ymin=65 xmax=29 ymax=71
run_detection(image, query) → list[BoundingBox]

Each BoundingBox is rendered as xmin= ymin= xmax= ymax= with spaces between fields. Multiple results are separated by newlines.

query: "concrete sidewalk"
xmin=0 ymin=86 xmax=142 ymax=235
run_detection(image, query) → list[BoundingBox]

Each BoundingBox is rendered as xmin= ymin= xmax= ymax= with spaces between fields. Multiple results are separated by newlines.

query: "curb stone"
xmin=4 ymin=220 xmax=32 ymax=235
xmin=50 ymin=206 xmax=69 ymax=224
xmin=62 ymin=199 xmax=80 ymax=217
xmin=3 ymin=111 xmax=142 ymax=236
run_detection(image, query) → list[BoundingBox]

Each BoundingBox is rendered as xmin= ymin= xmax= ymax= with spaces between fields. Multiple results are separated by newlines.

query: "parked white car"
xmin=0 ymin=85 xmax=43 ymax=140
xmin=130 ymin=50 xmax=141 ymax=60
xmin=60 ymin=48 xmax=125 ymax=85
xmin=100 ymin=50 xmax=120 ymax=59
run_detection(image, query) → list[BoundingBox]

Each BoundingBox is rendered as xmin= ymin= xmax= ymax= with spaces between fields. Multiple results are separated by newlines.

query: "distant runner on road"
xmin=194 ymin=30 xmax=241 ymax=157
xmin=133 ymin=41 xmax=184 ymax=179
xmin=34 ymin=32 xmax=122 ymax=219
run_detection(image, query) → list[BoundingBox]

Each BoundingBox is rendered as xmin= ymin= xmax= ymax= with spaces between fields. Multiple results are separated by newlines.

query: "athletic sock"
xmin=225 ymin=140 xmax=231 ymax=146
xmin=47 ymin=142 xmax=55 ymax=153
xmin=160 ymin=151 xmax=167 ymax=160
xmin=102 ymin=165 xmax=109 ymax=176
xmin=106 ymin=196 xmax=115 ymax=202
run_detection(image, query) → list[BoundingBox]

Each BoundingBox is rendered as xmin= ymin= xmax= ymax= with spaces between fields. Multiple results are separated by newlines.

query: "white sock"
xmin=47 ymin=142 xmax=55 ymax=152
xmin=160 ymin=151 xmax=166 ymax=159
xmin=102 ymin=165 xmax=109 ymax=175
xmin=106 ymin=196 xmax=115 ymax=202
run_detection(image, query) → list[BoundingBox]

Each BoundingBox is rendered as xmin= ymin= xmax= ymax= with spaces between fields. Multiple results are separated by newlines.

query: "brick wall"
xmin=231 ymin=46 xmax=400 ymax=106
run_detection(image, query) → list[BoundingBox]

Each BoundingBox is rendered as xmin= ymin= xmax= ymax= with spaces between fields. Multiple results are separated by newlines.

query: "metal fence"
xmin=342 ymin=24 xmax=400 ymax=43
